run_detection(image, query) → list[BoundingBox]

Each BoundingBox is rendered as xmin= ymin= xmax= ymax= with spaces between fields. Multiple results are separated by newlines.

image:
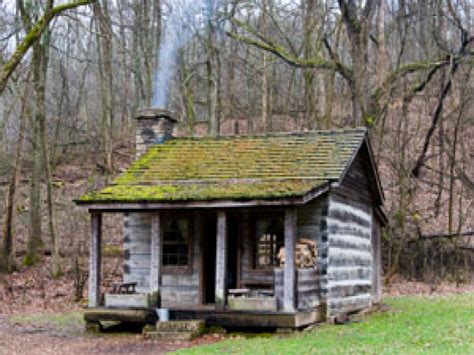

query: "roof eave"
xmin=74 ymin=183 xmax=330 ymax=212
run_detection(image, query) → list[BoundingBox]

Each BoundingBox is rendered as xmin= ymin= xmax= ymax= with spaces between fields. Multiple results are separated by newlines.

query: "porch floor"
xmin=170 ymin=307 xmax=323 ymax=329
xmin=84 ymin=306 xmax=323 ymax=330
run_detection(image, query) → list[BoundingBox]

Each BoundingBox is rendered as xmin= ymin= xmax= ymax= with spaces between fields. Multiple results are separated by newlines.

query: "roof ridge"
xmin=111 ymin=177 xmax=328 ymax=186
xmin=170 ymin=127 xmax=367 ymax=141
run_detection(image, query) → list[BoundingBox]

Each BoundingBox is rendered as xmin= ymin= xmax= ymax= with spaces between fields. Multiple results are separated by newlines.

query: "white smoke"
xmin=152 ymin=0 xmax=215 ymax=108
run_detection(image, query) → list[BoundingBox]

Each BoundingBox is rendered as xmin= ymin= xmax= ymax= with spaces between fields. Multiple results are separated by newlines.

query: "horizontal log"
xmin=328 ymin=265 xmax=371 ymax=278
xmin=104 ymin=293 xmax=158 ymax=308
xmin=124 ymin=240 xmax=151 ymax=254
xmin=328 ymin=248 xmax=372 ymax=266
xmin=124 ymin=256 xmax=151 ymax=269
xmin=328 ymin=293 xmax=372 ymax=316
xmin=84 ymin=308 xmax=157 ymax=324
xmin=327 ymin=225 xmax=370 ymax=239
xmin=328 ymin=284 xmax=371 ymax=299
xmin=329 ymin=234 xmax=371 ymax=250
xmin=228 ymin=297 xmax=277 ymax=311
xmin=327 ymin=208 xmax=371 ymax=229
xmin=161 ymin=290 xmax=200 ymax=306
xmin=124 ymin=266 xmax=149 ymax=276
xmin=161 ymin=274 xmax=200 ymax=287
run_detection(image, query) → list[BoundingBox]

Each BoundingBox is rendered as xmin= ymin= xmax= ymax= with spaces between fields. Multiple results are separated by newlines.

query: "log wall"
xmin=123 ymin=213 xmax=151 ymax=292
xmin=318 ymin=146 xmax=380 ymax=318
xmin=325 ymin=193 xmax=373 ymax=317
xmin=371 ymin=217 xmax=382 ymax=303
xmin=274 ymin=269 xmax=320 ymax=310
xmin=123 ymin=212 xmax=201 ymax=306
xmin=296 ymin=197 xmax=328 ymax=307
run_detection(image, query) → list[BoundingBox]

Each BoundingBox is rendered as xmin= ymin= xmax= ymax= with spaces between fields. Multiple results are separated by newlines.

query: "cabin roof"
xmin=77 ymin=128 xmax=371 ymax=204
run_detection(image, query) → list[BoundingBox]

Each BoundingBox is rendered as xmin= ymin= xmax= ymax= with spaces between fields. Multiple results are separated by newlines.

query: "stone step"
xmin=145 ymin=331 xmax=196 ymax=341
xmin=144 ymin=320 xmax=205 ymax=341
xmin=155 ymin=320 xmax=205 ymax=333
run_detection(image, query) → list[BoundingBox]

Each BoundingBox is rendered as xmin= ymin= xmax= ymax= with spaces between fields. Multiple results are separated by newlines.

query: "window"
xmin=255 ymin=216 xmax=284 ymax=268
xmin=162 ymin=217 xmax=190 ymax=267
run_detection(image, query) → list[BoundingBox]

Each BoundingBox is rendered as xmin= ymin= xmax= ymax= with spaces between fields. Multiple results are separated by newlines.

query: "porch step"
xmin=146 ymin=331 xmax=196 ymax=341
xmin=155 ymin=320 xmax=205 ymax=332
xmin=144 ymin=320 xmax=205 ymax=341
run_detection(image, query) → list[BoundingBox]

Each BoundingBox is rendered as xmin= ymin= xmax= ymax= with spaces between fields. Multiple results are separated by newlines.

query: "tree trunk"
xmin=376 ymin=0 xmax=388 ymax=86
xmin=338 ymin=0 xmax=377 ymax=124
xmin=207 ymin=0 xmax=219 ymax=136
xmin=94 ymin=1 xmax=114 ymax=179
xmin=25 ymin=42 xmax=44 ymax=267
xmin=117 ymin=0 xmax=131 ymax=127
xmin=0 ymin=77 xmax=30 ymax=273
xmin=132 ymin=3 xmax=142 ymax=115
xmin=303 ymin=0 xmax=316 ymax=129
xmin=260 ymin=0 xmax=269 ymax=132
xmin=36 ymin=23 xmax=61 ymax=277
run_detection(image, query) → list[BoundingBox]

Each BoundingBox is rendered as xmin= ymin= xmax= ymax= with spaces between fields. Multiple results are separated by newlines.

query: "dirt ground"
xmin=383 ymin=275 xmax=474 ymax=296
xmin=0 ymin=314 xmax=224 ymax=355
xmin=2 ymin=278 xmax=474 ymax=354
xmin=1 ymin=256 xmax=472 ymax=355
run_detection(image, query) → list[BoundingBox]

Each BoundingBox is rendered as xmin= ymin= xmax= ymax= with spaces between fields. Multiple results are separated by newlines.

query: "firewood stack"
xmin=277 ymin=238 xmax=318 ymax=269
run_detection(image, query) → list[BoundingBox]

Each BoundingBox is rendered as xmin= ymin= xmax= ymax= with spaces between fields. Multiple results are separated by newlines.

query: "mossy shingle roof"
xmin=78 ymin=129 xmax=367 ymax=203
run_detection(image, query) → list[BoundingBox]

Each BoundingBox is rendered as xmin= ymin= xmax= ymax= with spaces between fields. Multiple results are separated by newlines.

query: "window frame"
xmin=161 ymin=212 xmax=193 ymax=274
xmin=251 ymin=211 xmax=285 ymax=271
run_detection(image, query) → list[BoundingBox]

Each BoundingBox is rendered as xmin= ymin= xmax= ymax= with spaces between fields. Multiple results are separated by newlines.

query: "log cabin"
xmin=76 ymin=108 xmax=387 ymax=331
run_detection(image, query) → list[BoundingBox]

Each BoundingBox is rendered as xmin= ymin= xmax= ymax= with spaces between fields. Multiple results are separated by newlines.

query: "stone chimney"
xmin=134 ymin=108 xmax=177 ymax=158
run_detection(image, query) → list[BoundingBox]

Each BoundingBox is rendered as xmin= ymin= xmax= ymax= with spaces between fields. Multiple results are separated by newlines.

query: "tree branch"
xmin=373 ymin=58 xmax=450 ymax=102
xmin=226 ymin=22 xmax=354 ymax=84
xmin=0 ymin=0 xmax=95 ymax=95
xmin=410 ymin=35 xmax=474 ymax=178
xmin=411 ymin=58 xmax=459 ymax=178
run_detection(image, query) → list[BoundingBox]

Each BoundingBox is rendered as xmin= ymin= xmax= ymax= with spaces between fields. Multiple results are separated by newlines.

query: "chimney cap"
xmin=134 ymin=108 xmax=177 ymax=122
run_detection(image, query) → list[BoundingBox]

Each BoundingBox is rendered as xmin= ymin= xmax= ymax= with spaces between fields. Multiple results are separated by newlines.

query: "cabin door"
xmin=202 ymin=213 xmax=216 ymax=304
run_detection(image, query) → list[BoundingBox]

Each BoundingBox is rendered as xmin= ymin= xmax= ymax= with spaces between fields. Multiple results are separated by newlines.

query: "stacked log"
xmin=277 ymin=238 xmax=318 ymax=269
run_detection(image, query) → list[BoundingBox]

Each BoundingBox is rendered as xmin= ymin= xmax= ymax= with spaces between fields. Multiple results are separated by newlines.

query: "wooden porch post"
xmin=150 ymin=213 xmax=161 ymax=294
xmin=284 ymin=208 xmax=296 ymax=312
xmin=215 ymin=211 xmax=227 ymax=309
xmin=89 ymin=212 xmax=102 ymax=308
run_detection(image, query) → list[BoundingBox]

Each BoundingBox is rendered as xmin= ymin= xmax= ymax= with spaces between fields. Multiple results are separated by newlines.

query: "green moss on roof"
xmin=78 ymin=129 xmax=366 ymax=203
xmin=80 ymin=179 xmax=325 ymax=202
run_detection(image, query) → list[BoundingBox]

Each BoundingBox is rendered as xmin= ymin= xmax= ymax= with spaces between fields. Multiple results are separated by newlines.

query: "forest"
xmin=0 ymin=0 xmax=472 ymax=302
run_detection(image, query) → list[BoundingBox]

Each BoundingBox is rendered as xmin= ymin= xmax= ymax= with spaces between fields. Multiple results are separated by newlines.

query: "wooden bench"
xmin=229 ymin=288 xmax=274 ymax=298
xmin=109 ymin=282 xmax=137 ymax=294
xmin=240 ymin=280 xmax=273 ymax=289
xmin=228 ymin=288 xmax=250 ymax=298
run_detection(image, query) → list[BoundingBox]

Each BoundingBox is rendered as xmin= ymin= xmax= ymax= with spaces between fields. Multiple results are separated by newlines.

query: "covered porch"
xmin=85 ymin=206 xmax=323 ymax=329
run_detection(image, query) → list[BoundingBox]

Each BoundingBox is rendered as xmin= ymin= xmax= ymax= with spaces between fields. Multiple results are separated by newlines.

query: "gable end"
xmin=338 ymin=138 xmax=384 ymax=207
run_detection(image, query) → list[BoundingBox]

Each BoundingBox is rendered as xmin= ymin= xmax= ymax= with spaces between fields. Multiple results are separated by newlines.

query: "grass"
xmin=178 ymin=293 xmax=474 ymax=354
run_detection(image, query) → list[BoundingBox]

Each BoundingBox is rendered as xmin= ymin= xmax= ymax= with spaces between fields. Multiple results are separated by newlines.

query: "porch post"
xmin=284 ymin=208 xmax=296 ymax=312
xmin=89 ymin=212 xmax=102 ymax=308
xmin=150 ymin=213 xmax=161 ymax=294
xmin=215 ymin=211 xmax=227 ymax=309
